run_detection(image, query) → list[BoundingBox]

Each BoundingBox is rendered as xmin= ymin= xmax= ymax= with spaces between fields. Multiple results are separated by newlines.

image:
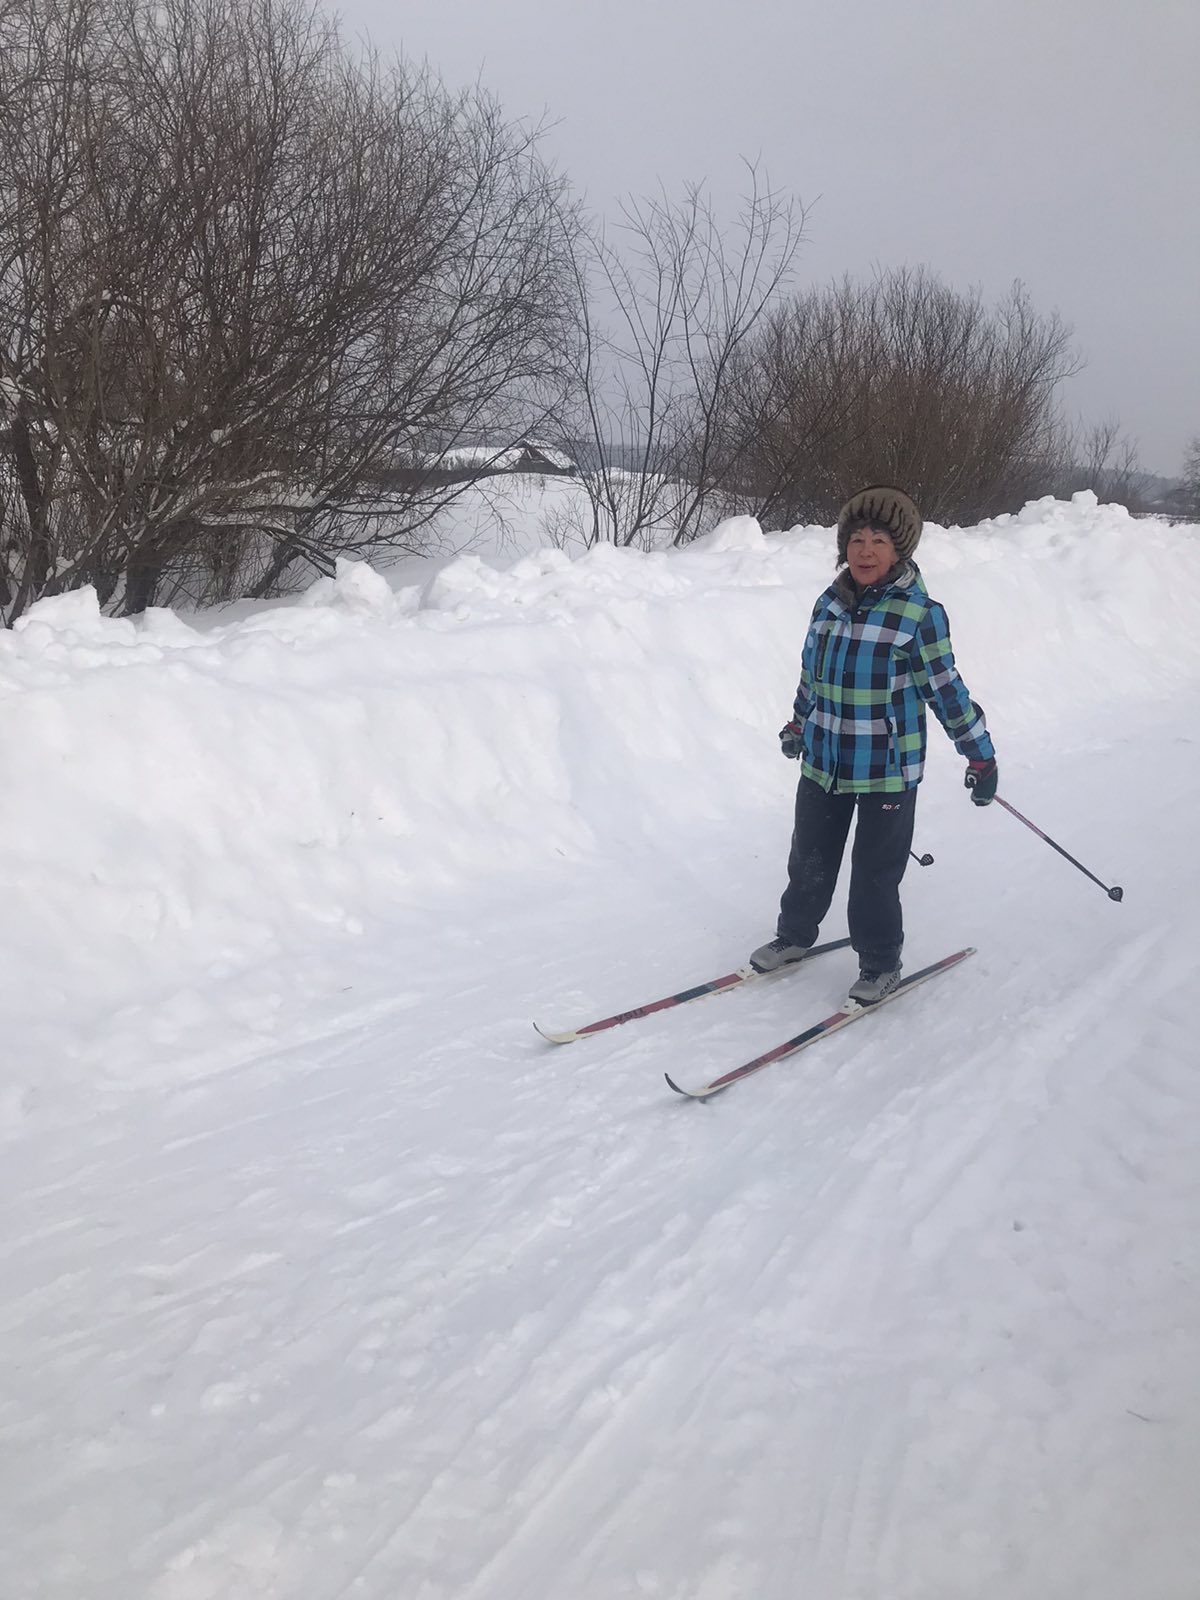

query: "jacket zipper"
xmin=816 ymin=624 xmax=835 ymax=681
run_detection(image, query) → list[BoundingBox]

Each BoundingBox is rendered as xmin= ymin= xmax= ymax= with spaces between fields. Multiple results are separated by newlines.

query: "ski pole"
xmin=994 ymin=796 xmax=1123 ymax=901
xmin=909 ymin=849 xmax=934 ymax=867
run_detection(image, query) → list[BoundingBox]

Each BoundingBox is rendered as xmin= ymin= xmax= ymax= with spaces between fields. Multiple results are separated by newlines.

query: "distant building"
xmin=374 ymin=436 xmax=577 ymax=490
xmin=435 ymin=439 xmax=576 ymax=476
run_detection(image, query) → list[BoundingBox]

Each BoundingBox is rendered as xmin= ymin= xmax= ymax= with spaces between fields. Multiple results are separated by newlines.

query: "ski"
xmin=534 ymin=936 xmax=853 ymax=1045
xmin=665 ymin=947 xmax=976 ymax=1100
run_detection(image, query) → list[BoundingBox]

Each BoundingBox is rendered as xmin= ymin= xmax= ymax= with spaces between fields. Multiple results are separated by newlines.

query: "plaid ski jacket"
xmin=792 ymin=562 xmax=993 ymax=794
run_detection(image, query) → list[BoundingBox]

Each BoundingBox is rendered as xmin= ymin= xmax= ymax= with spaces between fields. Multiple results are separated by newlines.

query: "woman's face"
xmin=846 ymin=525 xmax=898 ymax=587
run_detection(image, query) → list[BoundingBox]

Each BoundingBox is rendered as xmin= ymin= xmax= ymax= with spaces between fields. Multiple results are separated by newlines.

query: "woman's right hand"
xmin=779 ymin=721 xmax=805 ymax=760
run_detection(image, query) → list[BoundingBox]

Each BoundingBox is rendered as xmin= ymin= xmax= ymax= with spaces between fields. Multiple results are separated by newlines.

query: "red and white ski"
xmin=665 ymin=947 xmax=976 ymax=1100
xmin=534 ymin=936 xmax=853 ymax=1045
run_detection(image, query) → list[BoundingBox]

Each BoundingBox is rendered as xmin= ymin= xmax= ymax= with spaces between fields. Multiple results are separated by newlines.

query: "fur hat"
xmin=837 ymin=485 xmax=923 ymax=563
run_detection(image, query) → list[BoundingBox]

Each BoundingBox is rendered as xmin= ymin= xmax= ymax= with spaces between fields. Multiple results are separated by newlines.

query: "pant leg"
xmin=777 ymin=776 xmax=856 ymax=946
xmin=847 ymin=788 xmax=918 ymax=971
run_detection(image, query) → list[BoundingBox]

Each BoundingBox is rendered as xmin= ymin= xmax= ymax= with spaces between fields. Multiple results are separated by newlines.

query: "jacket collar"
xmin=831 ymin=559 xmax=921 ymax=614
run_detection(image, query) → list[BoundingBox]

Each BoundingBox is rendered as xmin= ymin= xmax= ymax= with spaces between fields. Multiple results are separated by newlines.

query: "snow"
xmin=2 ymin=491 xmax=1199 ymax=1599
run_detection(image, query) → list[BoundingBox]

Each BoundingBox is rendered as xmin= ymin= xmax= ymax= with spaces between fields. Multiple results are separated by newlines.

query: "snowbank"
xmin=0 ymin=493 xmax=1193 ymax=1060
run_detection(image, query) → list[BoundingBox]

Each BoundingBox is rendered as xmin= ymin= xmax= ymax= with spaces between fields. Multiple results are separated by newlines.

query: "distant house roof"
xmin=368 ymin=435 xmax=578 ymax=494
xmin=429 ymin=438 xmax=576 ymax=476
xmin=435 ymin=444 xmax=523 ymax=472
xmin=520 ymin=440 xmax=575 ymax=472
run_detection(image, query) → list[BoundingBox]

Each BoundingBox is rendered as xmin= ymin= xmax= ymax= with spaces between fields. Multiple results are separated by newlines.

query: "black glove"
xmin=965 ymin=756 xmax=998 ymax=806
xmin=779 ymin=720 xmax=805 ymax=760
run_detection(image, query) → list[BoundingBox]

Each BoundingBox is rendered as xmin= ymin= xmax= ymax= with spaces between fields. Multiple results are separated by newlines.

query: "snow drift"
xmin=0 ymin=492 xmax=1192 ymax=1065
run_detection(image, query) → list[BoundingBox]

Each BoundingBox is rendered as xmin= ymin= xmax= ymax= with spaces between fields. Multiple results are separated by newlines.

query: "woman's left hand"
xmin=965 ymin=757 xmax=998 ymax=805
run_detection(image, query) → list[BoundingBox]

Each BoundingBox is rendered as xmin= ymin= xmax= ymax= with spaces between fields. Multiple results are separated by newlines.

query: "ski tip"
xmin=533 ymin=1023 xmax=577 ymax=1046
xmin=664 ymin=1072 xmax=721 ymax=1102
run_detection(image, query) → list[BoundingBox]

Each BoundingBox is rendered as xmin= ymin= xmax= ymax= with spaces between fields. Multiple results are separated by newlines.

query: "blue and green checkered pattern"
xmin=792 ymin=563 xmax=993 ymax=794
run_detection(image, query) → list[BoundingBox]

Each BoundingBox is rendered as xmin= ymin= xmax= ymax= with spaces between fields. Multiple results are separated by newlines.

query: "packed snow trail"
xmin=4 ymin=724 xmax=1199 ymax=1600
xmin=3 ymin=497 xmax=1199 ymax=1598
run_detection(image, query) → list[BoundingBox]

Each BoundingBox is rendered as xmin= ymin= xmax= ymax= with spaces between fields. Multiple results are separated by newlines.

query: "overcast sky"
xmin=330 ymin=0 xmax=1197 ymax=476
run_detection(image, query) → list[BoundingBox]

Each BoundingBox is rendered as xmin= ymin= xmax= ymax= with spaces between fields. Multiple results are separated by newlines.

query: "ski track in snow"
xmin=4 ymin=688 xmax=1200 ymax=1583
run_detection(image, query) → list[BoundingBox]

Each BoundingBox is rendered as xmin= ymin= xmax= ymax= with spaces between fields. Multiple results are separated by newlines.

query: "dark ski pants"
xmin=777 ymin=776 xmax=917 ymax=973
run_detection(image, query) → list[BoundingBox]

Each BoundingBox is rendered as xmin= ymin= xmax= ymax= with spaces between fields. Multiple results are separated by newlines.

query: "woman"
xmin=750 ymin=485 xmax=997 ymax=1003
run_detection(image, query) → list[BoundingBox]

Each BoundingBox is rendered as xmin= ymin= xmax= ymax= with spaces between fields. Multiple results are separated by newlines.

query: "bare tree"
xmin=1055 ymin=416 xmax=1146 ymax=510
xmin=1175 ymin=434 xmax=1200 ymax=522
xmin=0 ymin=0 xmax=579 ymax=619
xmin=704 ymin=278 xmax=885 ymax=529
xmin=556 ymin=170 xmax=807 ymax=548
xmin=713 ymin=269 xmax=1080 ymax=529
